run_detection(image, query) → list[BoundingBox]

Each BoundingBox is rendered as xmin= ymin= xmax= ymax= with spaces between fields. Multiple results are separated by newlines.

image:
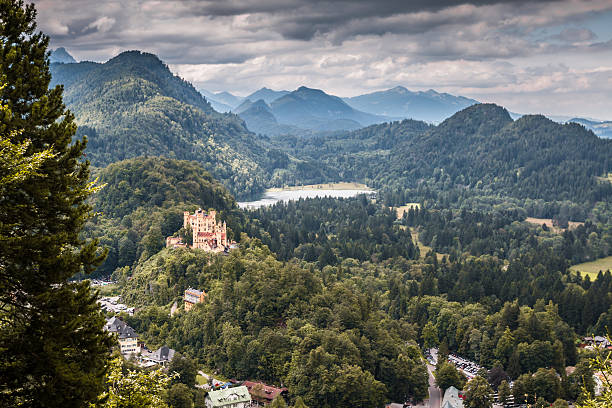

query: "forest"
xmin=3 ymin=1 xmax=612 ymax=406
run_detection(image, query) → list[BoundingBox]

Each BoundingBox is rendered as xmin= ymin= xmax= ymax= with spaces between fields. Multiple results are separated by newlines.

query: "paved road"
xmin=426 ymin=364 xmax=441 ymax=408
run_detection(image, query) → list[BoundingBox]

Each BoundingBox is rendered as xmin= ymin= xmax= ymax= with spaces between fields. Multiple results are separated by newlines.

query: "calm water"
xmin=238 ymin=188 xmax=374 ymax=209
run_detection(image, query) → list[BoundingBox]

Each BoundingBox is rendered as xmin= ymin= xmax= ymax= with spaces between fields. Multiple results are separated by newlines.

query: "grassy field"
xmin=395 ymin=203 xmax=421 ymax=219
xmin=525 ymin=217 xmax=584 ymax=233
xmin=570 ymin=256 xmax=612 ymax=280
xmin=196 ymin=375 xmax=208 ymax=386
xmin=267 ymin=182 xmax=371 ymax=192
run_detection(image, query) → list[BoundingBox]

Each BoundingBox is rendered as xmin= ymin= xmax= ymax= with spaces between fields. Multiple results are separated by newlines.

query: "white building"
xmin=205 ymin=386 xmax=251 ymax=408
xmin=442 ymin=386 xmax=464 ymax=408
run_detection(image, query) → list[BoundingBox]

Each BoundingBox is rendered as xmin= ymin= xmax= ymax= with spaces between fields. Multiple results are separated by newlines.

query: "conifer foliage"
xmin=0 ymin=1 xmax=113 ymax=406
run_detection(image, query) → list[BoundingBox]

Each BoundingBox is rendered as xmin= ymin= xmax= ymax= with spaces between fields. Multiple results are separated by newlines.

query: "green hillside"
xmin=50 ymin=51 xmax=270 ymax=198
xmin=84 ymin=157 xmax=243 ymax=277
xmin=378 ymin=104 xmax=612 ymax=203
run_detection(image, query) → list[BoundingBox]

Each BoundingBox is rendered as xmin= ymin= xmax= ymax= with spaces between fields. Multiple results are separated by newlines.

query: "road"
xmin=426 ymin=363 xmax=442 ymax=408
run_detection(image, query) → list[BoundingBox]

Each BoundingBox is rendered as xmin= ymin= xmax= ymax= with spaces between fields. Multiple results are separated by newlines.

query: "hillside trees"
xmin=0 ymin=0 xmax=112 ymax=405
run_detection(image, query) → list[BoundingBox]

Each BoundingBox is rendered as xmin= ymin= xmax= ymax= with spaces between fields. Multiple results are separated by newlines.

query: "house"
xmin=105 ymin=316 xmax=141 ymax=356
xmin=140 ymin=345 xmax=176 ymax=366
xmin=442 ymin=386 xmax=464 ymax=408
xmin=243 ymin=381 xmax=288 ymax=406
xmin=184 ymin=288 xmax=206 ymax=311
xmin=205 ymin=386 xmax=252 ymax=408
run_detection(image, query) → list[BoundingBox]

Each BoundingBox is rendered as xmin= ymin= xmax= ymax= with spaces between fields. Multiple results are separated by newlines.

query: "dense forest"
xmin=268 ymin=104 xmax=612 ymax=210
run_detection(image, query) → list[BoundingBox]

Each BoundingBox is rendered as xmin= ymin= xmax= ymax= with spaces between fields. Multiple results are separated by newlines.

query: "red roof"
xmin=243 ymin=381 xmax=288 ymax=402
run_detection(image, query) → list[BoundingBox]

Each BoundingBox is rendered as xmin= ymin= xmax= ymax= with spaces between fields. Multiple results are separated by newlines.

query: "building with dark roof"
xmin=140 ymin=345 xmax=176 ymax=366
xmin=105 ymin=316 xmax=140 ymax=355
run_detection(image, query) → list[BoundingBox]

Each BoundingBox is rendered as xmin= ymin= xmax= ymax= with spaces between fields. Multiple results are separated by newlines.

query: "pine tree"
xmin=0 ymin=1 xmax=113 ymax=406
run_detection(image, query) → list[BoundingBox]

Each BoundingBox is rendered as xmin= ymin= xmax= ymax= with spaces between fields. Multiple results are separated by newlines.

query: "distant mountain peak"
xmin=390 ymin=85 xmax=408 ymax=93
xmin=50 ymin=47 xmax=77 ymax=64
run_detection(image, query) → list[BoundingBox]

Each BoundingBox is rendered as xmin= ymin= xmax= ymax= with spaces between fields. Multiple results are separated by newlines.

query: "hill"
xmin=49 ymin=47 xmax=77 ymax=64
xmin=569 ymin=118 xmax=612 ymax=139
xmin=343 ymin=86 xmax=478 ymax=123
xmin=376 ymin=104 xmax=612 ymax=203
xmin=50 ymin=51 xmax=272 ymax=198
xmin=85 ymin=157 xmax=243 ymax=277
xmin=270 ymin=86 xmax=388 ymax=131
xmin=94 ymin=157 xmax=237 ymax=218
xmin=236 ymin=98 xmax=316 ymax=136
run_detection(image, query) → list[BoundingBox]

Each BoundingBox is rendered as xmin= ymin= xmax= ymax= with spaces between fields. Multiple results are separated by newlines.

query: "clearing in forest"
xmin=525 ymin=217 xmax=584 ymax=233
xmin=395 ymin=203 xmax=421 ymax=219
xmin=570 ymin=256 xmax=612 ymax=280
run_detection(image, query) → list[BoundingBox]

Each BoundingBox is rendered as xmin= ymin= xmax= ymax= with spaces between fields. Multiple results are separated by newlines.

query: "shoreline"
xmin=265 ymin=182 xmax=372 ymax=193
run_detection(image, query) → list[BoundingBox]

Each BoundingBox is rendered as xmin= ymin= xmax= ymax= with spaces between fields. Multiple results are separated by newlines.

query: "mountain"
xmin=235 ymin=99 xmax=279 ymax=134
xmin=245 ymin=87 xmax=290 ymax=104
xmin=343 ymin=86 xmax=478 ymax=123
xmin=569 ymin=118 xmax=612 ymax=139
xmin=49 ymin=47 xmax=77 ymax=64
xmin=378 ymin=104 xmax=612 ymax=202
xmin=197 ymin=88 xmax=233 ymax=112
xmin=270 ymin=86 xmax=388 ymax=131
xmin=49 ymin=50 xmax=271 ymax=198
xmin=235 ymin=98 xmax=314 ymax=136
xmin=198 ymin=88 xmax=243 ymax=112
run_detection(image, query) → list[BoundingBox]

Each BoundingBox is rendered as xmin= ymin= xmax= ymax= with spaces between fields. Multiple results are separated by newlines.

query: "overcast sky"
xmin=35 ymin=0 xmax=612 ymax=119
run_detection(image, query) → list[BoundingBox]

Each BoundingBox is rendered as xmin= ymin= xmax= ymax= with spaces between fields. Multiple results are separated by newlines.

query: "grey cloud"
xmin=557 ymin=27 xmax=597 ymax=42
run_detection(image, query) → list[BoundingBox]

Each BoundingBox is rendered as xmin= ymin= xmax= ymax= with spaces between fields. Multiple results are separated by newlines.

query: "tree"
xmin=552 ymin=399 xmax=569 ymax=408
xmin=95 ymin=358 xmax=173 ymax=408
xmin=531 ymin=368 xmax=561 ymax=403
xmin=168 ymin=353 xmax=198 ymax=386
xmin=576 ymin=336 xmax=612 ymax=408
xmin=270 ymin=395 xmax=288 ymax=408
xmin=487 ymin=366 xmax=509 ymax=390
xmin=422 ymin=321 xmax=438 ymax=349
xmin=292 ymin=396 xmax=309 ymax=408
xmin=435 ymin=362 xmax=466 ymax=391
xmin=0 ymin=1 xmax=113 ymax=406
xmin=464 ymin=376 xmax=493 ymax=408
xmin=497 ymin=380 xmax=511 ymax=406
xmin=167 ymin=383 xmax=194 ymax=408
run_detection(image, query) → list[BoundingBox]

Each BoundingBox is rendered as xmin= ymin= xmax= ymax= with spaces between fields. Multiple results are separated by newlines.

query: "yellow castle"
xmin=183 ymin=209 xmax=228 ymax=252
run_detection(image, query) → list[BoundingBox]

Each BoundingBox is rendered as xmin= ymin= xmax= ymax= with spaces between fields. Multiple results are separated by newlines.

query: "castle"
xmin=166 ymin=208 xmax=229 ymax=252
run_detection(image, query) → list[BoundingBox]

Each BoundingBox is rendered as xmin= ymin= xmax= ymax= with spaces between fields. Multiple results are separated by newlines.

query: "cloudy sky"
xmin=35 ymin=0 xmax=612 ymax=119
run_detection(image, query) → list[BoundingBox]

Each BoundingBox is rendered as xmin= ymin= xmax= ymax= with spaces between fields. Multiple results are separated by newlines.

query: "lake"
xmin=238 ymin=184 xmax=374 ymax=209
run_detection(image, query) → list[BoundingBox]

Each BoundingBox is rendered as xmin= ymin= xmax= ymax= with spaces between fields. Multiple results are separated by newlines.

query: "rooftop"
xmin=207 ymin=386 xmax=251 ymax=406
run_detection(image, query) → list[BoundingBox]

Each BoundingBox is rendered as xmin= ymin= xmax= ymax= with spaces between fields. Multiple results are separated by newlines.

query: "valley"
xmin=3 ymin=3 xmax=612 ymax=407
xmin=52 ymin=49 xmax=612 ymax=408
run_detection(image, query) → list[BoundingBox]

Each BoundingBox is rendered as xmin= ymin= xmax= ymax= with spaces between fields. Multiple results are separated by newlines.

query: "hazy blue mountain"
xmin=213 ymin=91 xmax=244 ymax=107
xmin=236 ymin=99 xmax=312 ymax=136
xmin=270 ymin=86 xmax=388 ymax=131
xmin=49 ymin=47 xmax=77 ymax=64
xmin=245 ymin=87 xmax=290 ymax=104
xmin=343 ymin=86 xmax=478 ymax=123
xmin=569 ymin=118 xmax=612 ymax=139
xmin=236 ymin=99 xmax=278 ymax=133
xmin=198 ymin=88 xmax=235 ymax=112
